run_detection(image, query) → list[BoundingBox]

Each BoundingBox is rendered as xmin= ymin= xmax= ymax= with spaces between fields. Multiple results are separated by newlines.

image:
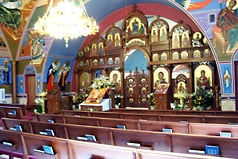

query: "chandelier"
xmin=34 ymin=0 xmax=99 ymax=48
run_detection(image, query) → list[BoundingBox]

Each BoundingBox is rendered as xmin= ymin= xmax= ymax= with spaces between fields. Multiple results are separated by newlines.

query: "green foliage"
xmin=191 ymin=87 xmax=213 ymax=110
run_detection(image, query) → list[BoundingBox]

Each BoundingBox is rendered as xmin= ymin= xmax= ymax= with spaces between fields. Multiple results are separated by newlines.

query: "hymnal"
xmin=42 ymin=145 xmax=55 ymax=155
xmin=116 ymin=124 xmax=126 ymax=129
xmin=188 ymin=149 xmax=205 ymax=154
xmin=39 ymin=131 xmax=48 ymax=135
xmin=220 ymin=131 xmax=232 ymax=137
xmin=47 ymin=119 xmax=55 ymax=123
xmin=45 ymin=129 xmax=55 ymax=136
xmin=162 ymin=128 xmax=173 ymax=133
xmin=126 ymin=142 xmax=141 ymax=147
xmin=15 ymin=125 xmax=23 ymax=132
xmin=33 ymin=148 xmax=44 ymax=153
xmin=77 ymin=136 xmax=88 ymax=141
xmin=85 ymin=134 xmax=97 ymax=142
xmin=205 ymin=145 xmax=220 ymax=155
xmin=1 ymin=141 xmax=13 ymax=147
xmin=8 ymin=110 xmax=16 ymax=115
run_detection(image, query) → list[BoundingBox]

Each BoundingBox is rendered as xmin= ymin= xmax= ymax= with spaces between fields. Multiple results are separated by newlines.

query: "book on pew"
xmin=42 ymin=145 xmax=55 ymax=155
xmin=47 ymin=119 xmax=55 ymax=123
xmin=85 ymin=134 xmax=97 ymax=142
xmin=15 ymin=125 xmax=23 ymax=132
xmin=45 ymin=129 xmax=55 ymax=136
xmin=220 ymin=131 xmax=232 ymax=137
xmin=33 ymin=148 xmax=45 ymax=154
xmin=205 ymin=145 xmax=220 ymax=156
xmin=9 ymin=125 xmax=23 ymax=132
xmin=162 ymin=128 xmax=173 ymax=133
xmin=188 ymin=149 xmax=205 ymax=154
xmin=1 ymin=141 xmax=13 ymax=147
xmin=126 ymin=142 xmax=141 ymax=147
xmin=39 ymin=129 xmax=55 ymax=136
xmin=116 ymin=124 xmax=126 ymax=129
xmin=8 ymin=110 xmax=16 ymax=115
xmin=77 ymin=136 xmax=88 ymax=141
xmin=0 ymin=154 xmax=10 ymax=159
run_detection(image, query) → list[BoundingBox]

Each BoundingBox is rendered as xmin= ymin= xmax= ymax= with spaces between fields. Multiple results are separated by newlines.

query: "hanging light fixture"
xmin=34 ymin=0 xmax=99 ymax=48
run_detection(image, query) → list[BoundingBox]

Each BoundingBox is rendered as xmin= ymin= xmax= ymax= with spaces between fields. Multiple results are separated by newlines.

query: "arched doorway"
xmin=123 ymin=49 xmax=150 ymax=109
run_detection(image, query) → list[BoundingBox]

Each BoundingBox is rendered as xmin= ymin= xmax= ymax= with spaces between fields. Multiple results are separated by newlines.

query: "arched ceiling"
xmin=44 ymin=0 xmax=202 ymax=58
xmin=0 ymin=0 xmax=215 ymax=61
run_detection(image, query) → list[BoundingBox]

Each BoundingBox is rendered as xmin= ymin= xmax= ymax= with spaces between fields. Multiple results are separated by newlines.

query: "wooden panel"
xmin=65 ymin=124 xmax=112 ymax=145
xmin=23 ymin=133 xmax=69 ymax=159
xmin=68 ymin=140 xmax=136 ymax=159
xmin=112 ymin=129 xmax=170 ymax=151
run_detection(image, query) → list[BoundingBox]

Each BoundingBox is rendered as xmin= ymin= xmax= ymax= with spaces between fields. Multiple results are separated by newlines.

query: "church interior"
xmin=0 ymin=0 xmax=238 ymax=158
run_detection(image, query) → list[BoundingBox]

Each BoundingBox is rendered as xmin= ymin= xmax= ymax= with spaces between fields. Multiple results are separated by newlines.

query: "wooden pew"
xmin=99 ymin=117 xmax=139 ymax=130
xmin=0 ymin=103 xmax=27 ymax=115
xmin=137 ymin=149 xmax=232 ymax=159
xmin=0 ymin=106 xmax=24 ymax=119
xmin=1 ymin=118 xmax=32 ymax=133
xmin=36 ymin=114 xmax=65 ymax=123
xmin=189 ymin=123 xmax=238 ymax=137
xmin=64 ymin=116 xmax=100 ymax=126
xmin=68 ymin=139 xmax=137 ymax=159
xmin=121 ymin=113 xmax=159 ymax=121
xmin=89 ymin=111 xmax=122 ymax=118
xmin=111 ymin=129 xmax=170 ymax=151
xmin=204 ymin=116 xmax=238 ymax=124
xmin=159 ymin=114 xmax=205 ymax=123
xmin=139 ymin=120 xmax=189 ymax=134
xmin=31 ymin=121 xmax=67 ymax=138
xmin=170 ymin=133 xmax=238 ymax=158
xmin=61 ymin=110 xmax=90 ymax=116
xmin=0 ymin=130 xmax=25 ymax=159
xmin=22 ymin=132 xmax=69 ymax=159
xmin=65 ymin=124 xmax=112 ymax=145
xmin=109 ymin=108 xmax=238 ymax=116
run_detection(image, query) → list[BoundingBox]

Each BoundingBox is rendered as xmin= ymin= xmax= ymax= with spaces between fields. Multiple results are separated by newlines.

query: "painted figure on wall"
xmin=114 ymin=33 xmax=121 ymax=46
xmin=197 ymin=70 xmax=210 ymax=90
xmin=57 ymin=61 xmax=71 ymax=91
xmin=160 ymin=27 xmax=167 ymax=42
xmin=154 ymin=71 xmax=167 ymax=90
xmin=223 ymin=69 xmax=231 ymax=88
xmin=217 ymin=0 xmax=238 ymax=50
xmin=3 ymin=60 xmax=9 ymax=84
xmin=47 ymin=59 xmax=60 ymax=92
xmin=151 ymin=28 xmax=158 ymax=42
xmin=110 ymin=70 xmax=121 ymax=93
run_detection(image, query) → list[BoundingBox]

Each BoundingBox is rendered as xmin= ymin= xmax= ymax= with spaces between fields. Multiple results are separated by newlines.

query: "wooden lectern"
xmin=46 ymin=88 xmax=61 ymax=114
xmin=154 ymin=84 xmax=171 ymax=110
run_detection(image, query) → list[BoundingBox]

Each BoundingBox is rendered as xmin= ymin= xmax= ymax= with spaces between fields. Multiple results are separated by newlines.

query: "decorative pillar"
xmin=11 ymin=60 xmax=17 ymax=103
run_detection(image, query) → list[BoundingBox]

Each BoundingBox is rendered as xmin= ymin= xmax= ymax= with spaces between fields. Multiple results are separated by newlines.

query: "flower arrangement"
xmin=91 ymin=76 xmax=111 ymax=89
xmin=191 ymin=86 xmax=213 ymax=110
xmin=170 ymin=102 xmax=189 ymax=110
xmin=73 ymin=88 xmax=90 ymax=106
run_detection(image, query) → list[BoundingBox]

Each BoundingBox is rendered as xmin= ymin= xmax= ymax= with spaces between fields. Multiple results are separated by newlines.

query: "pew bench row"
xmin=0 ymin=103 xmax=34 ymax=121
xmin=109 ymin=108 xmax=238 ymax=116
xmin=0 ymin=129 xmax=232 ymax=159
xmin=35 ymin=114 xmax=238 ymax=137
xmin=1 ymin=118 xmax=238 ymax=158
xmin=61 ymin=110 xmax=238 ymax=124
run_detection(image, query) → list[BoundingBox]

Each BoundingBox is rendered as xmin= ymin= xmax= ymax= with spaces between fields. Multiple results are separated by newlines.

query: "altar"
xmin=79 ymin=98 xmax=111 ymax=111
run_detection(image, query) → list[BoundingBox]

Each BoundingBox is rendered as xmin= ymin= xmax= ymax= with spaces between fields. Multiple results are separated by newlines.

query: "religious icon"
xmin=223 ymin=69 xmax=231 ymax=88
xmin=57 ymin=61 xmax=71 ymax=91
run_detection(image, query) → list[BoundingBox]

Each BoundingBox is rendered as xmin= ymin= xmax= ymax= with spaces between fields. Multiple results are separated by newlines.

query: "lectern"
xmin=46 ymin=88 xmax=61 ymax=114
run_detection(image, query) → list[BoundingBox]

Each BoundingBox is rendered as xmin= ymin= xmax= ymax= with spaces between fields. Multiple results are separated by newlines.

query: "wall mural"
xmin=0 ymin=59 xmax=11 ymax=84
xmin=220 ymin=63 xmax=233 ymax=94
